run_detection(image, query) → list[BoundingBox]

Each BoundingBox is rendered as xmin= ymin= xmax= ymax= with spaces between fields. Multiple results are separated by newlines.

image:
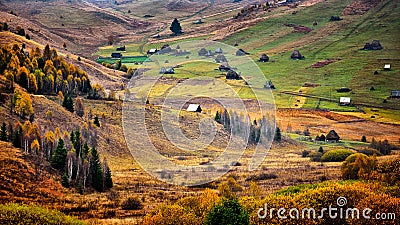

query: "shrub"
xmin=376 ymin=158 xmax=400 ymax=186
xmin=357 ymin=148 xmax=382 ymax=156
xmin=205 ymin=198 xmax=249 ymax=225
xmin=301 ymin=150 xmax=310 ymax=157
xmin=320 ymin=149 xmax=355 ymax=162
xmin=0 ymin=204 xmax=85 ymax=225
xmin=307 ymin=151 xmax=323 ymax=162
xmin=361 ymin=135 xmax=367 ymax=142
xmin=245 ymin=173 xmax=278 ymax=181
xmin=121 ymin=196 xmax=143 ymax=210
xmin=341 ymin=153 xmax=377 ymax=180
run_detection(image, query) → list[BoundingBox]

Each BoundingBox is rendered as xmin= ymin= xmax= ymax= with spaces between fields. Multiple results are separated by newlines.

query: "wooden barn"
xmin=390 ymin=90 xmax=400 ymax=98
xmin=111 ymin=52 xmax=122 ymax=58
xmin=339 ymin=97 xmax=351 ymax=106
xmin=326 ymin=130 xmax=340 ymax=142
xmin=186 ymin=104 xmax=202 ymax=112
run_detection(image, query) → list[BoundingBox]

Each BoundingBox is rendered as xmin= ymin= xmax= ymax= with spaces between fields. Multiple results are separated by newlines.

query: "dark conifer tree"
xmin=274 ymin=127 xmax=282 ymax=142
xmin=215 ymin=111 xmax=221 ymax=124
xmin=12 ymin=127 xmax=22 ymax=148
xmin=93 ymin=115 xmax=101 ymax=127
xmin=82 ymin=142 xmax=89 ymax=157
xmin=90 ymin=146 xmax=104 ymax=192
xmin=62 ymin=95 xmax=74 ymax=112
xmin=104 ymin=161 xmax=113 ymax=189
xmin=51 ymin=138 xmax=67 ymax=171
xmin=170 ymin=18 xmax=182 ymax=35
xmin=0 ymin=122 xmax=7 ymax=141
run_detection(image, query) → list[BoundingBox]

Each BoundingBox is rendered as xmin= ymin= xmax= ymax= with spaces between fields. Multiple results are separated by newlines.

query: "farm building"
xmin=226 ymin=70 xmax=241 ymax=80
xmin=215 ymin=48 xmax=223 ymax=54
xmin=111 ymin=52 xmax=122 ymax=58
xmin=339 ymin=97 xmax=351 ymax=106
xmin=205 ymin=50 xmax=214 ymax=57
xmin=259 ymin=54 xmax=269 ymax=62
xmin=159 ymin=67 xmax=175 ymax=74
xmin=194 ymin=19 xmax=203 ymax=24
xmin=152 ymin=34 xmax=160 ymax=38
xmin=215 ymin=54 xmax=228 ymax=63
xmin=390 ymin=90 xmax=400 ymax=98
xmin=147 ymin=49 xmax=158 ymax=55
xmin=116 ymin=46 xmax=126 ymax=51
xmin=264 ymin=80 xmax=275 ymax=89
xmin=337 ymin=87 xmax=351 ymax=93
xmin=236 ymin=49 xmax=249 ymax=56
xmin=187 ymin=104 xmax=202 ymax=112
xmin=160 ymin=44 xmax=172 ymax=53
xmin=326 ymin=130 xmax=340 ymax=142
xmin=219 ymin=63 xmax=231 ymax=72
xmin=384 ymin=64 xmax=391 ymax=71
xmin=198 ymin=48 xmax=208 ymax=56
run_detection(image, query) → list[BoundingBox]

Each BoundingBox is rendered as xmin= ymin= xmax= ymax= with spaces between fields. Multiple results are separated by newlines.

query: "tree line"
xmin=0 ymin=121 xmax=112 ymax=193
xmin=214 ymin=109 xmax=275 ymax=145
xmin=0 ymin=43 xmax=106 ymax=99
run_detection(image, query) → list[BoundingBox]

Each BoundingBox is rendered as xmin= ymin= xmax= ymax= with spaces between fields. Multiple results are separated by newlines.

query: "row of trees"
xmin=0 ymin=121 xmax=112 ymax=192
xmin=214 ymin=110 xmax=275 ymax=145
xmin=0 ymin=43 xmax=93 ymax=96
xmin=370 ymin=138 xmax=397 ymax=155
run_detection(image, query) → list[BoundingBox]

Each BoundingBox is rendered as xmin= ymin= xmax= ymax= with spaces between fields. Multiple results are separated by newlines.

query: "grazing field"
xmin=96 ymin=56 xmax=149 ymax=65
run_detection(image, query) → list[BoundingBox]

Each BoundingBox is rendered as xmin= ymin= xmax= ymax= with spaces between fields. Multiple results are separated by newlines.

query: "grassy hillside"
xmin=0 ymin=141 xmax=63 ymax=205
xmin=0 ymin=204 xmax=85 ymax=225
xmin=222 ymin=0 xmax=400 ymax=110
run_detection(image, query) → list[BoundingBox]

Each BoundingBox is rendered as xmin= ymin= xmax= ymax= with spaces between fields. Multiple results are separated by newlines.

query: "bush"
xmin=0 ymin=204 xmax=85 ymax=225
xmin=245 ymin=173 xmax=278 ymax=181
xmin=361 ymin=135 xmax=367 ymax=142
xmin=121 ymin=196 xmax=143 ymax=210
xmin=205 ymin=198 xmax=249 ymax=225
xmin=376 ymin=158 xmax=400 ymax=186
xmin=301 ymin=150 xmax=310 ymax=157
xmin=341 ymin=153 xmax=377 ymax=180
xmin=320 ymin=149 xmax=355 ymax=162
xmin=308 ymin=151 xmax=323 ymax=162
xmin=357 ymin=148 xmax=382 ymax=156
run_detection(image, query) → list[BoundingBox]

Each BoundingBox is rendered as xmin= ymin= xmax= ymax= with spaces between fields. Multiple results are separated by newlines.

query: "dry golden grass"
xmin=0 ymin=141 xmax=64 ymax=205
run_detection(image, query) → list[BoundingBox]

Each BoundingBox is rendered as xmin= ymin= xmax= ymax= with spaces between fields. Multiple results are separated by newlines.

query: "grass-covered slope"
xmin=223 ymin=0 xmax=400 ymax=110
xmin=0 ymin=204 xmax=85 ymax=225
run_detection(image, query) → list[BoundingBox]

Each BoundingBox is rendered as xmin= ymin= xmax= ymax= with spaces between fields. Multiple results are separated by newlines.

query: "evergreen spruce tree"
xmin=274 ymin=127 xmax=282 ymax=142
xmin=104 ymin=162 xmax=113 ymax=189
xmin=74 ymin=129 xmax=81 ymax=157
xmin=0 ymin=122 xmax=7 ymax=141
xmin=318 ymin=146 xmax=324 ymax=153
xmin=215 ymin=111 xmax=221 ymax=124
xmin=62 ymin=95 xmax=74 ymax=112
xmin=70 ymin=130 xmax=75 ymax=147
xmin=361 ymin=135 xmax=367 ymax=142
xmin=12 ymin=127 xmax=22 ymax=148
xmin=82 ymin=142 xmax=89 ymax=157
xmin=170 ymin=18 xmax=182 ymax=35
xmin=51 ymin=138 xmax=67 ymax=171
xmin=61 ymin=173 xmax=70 ymax=188
xmin=93 ymin=115 xmax=101 ymax=127
xmin=90 ymin=146 xmax=104 ymax=192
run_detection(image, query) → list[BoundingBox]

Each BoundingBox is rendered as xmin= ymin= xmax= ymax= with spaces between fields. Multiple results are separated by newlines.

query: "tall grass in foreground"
xmin=0 ymin=204 xmax=86 ymax=225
